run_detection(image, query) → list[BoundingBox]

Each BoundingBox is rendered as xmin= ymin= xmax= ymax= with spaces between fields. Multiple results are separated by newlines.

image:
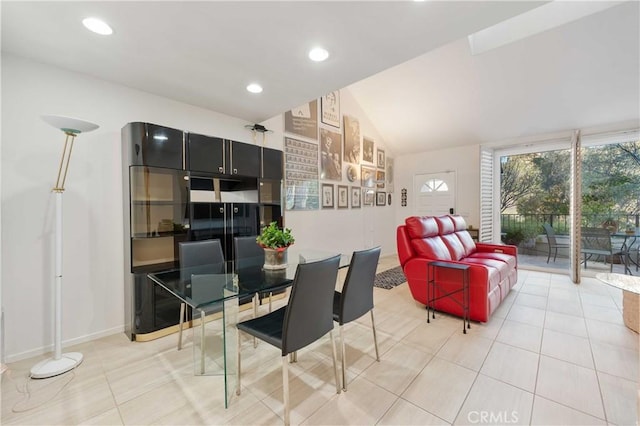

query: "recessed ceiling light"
xmin=246 ymin=83 xmax=263 ymax=94
xmin=308 ymin=47 xmax=329 ymax=62
xmin=82 ymin=17 xmax=113 ymax=35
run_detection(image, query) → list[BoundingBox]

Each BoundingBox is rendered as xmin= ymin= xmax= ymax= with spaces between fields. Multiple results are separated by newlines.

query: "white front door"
xmin=413 ymin=171 xmax=456 ymax=216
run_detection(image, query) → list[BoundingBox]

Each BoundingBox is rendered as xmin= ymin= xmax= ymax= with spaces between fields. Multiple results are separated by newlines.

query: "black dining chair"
xmin=333 ymin=246 xmax=381 ymax=391
xmin=236 ymin=255 xmax=342 ymax=426
xmin=178 ymin=239 xmax=225 ymax=350
xmin=543 ymin=224 xmax=569 ymax=263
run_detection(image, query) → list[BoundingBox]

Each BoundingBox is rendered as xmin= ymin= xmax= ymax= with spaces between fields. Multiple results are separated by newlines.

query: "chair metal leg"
xmin=339 ymin=325 xmax=346 ymax=391
xmin=236 ymin=330 xmax=242 ymax=396
xmin=177 ymin=302 xmax=186 ymax=350
xmin=370 ymin=310 xmax=380 ymax=362
xmin=200 ymin=310 xmax=205 ymax=374
xmin=269 ymin=292 xmax=273 ymax=312
xmin=329 ymin=330 xmax=341 ymax=395
xmin=553 ymin=247 xmax=558 ymax=262
xmin=282 ymin=356 xmax=290 ymax=426
xmin=253 ymin=294 xmax=258 ymax=348
xmin=546 ymin=248 xmax=551 ymax=263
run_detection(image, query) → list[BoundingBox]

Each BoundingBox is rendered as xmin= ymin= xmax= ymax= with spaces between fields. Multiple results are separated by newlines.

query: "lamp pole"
xmin=30 ymin=116 xmax=98 ymax=379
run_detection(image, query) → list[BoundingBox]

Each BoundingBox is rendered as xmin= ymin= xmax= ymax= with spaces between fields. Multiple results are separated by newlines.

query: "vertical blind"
xmin=479 ymin=147 xmax=494 ymax=242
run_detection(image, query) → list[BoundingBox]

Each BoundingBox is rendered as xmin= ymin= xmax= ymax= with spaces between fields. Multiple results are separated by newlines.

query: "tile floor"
xmin=2 ymin=255 xmax=638 ymax=425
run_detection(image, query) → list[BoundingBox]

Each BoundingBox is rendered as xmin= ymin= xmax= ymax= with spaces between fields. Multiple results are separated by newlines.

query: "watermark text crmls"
xmin=467 ymin=410 xmax=519 ymax=424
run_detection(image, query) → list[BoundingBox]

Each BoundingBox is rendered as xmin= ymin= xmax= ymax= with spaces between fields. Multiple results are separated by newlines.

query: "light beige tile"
xmin=491 ymin=299 xmax=514 ymax=318
xmin=506 ymin=304 xmax=546 ymax=327
xmin=378 ymin=398 xmax=450 ymax=425
xmin=543 ymin=311 xmax=588 ymax=338
xmin=302 ymin=376 xmax=397 ymax=425
xmin=375 ymin=310 xmax=424 ymax=340
xmin=104 ymin=354 xmax=178 ymax=405
xmin=514 ymin=293 xmax=548 ymax=310
xmin=547 ymin=298 xmax=583 ymax=317
xmin=471 ymin=316 xmax=504 ymax=340
xmin=530 ymin=396 xmax=606 ymax=425
xmin=580 ymin=292 xmax=619 ymax=309
xmin=226 ymin=400 xmax=284 ymax=425
xmin=540 ymin=329 xmax=594 ymax=368
xmin=436 ymin=334 xmax=493 ymax=371
xmin=454 ymin=374 xmax=533 ymax=425
xmin=402 ymin=357 xmax=476 ymax=423
xmin=495 ymin=320 xmax=543 ymax=353
xmin=586 ymin=319 xmax=639 ymax=350
xmin=79 ymin=408 xmax=123 ymax=425
xmin=261 ymin=361 xmax=342 ymax=425
xmin=597 ymin=371 xmax=638 ymax=426
xmin=581 ymin=303 xmax=624 ymax=325
xmin=403 ymin=319 xmax=458 ymax=354
xmin=360 ymin=341 xmax=432 ymax=395
xmin=480 ymin=342 xmax=539 ymax=392
xmin=536 ymin=355 xmax=604 ymax=419
xmin=590 ymin=341 xmax=639 ymax=380
xmin=519 ymin=284 xmax=550 ymax=297
xmin=117 ymin=380 xmax=192 ymax=425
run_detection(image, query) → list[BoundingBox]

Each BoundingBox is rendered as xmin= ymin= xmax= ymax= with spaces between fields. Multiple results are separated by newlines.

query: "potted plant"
xmin=256 ymin=222 xmax=295 ymax=270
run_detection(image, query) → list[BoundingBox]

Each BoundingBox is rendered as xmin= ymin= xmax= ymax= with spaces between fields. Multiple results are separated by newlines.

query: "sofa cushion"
xmin=406 ymin=216 xmax=440 ymax=239
xmin=449 ymin=215 xmax=468 ymax=231
xmin=435 ymin=215 xmax=455 ymax=235
xmin=465 ymin=255 xmax=511 ymax=281
xmin=410 ymin=237 xmax=452 ymax=260
xmin=441 ymin=233 xmax=466 ymax=261
xmin=471 ymin=252 xmax=517 ymax=269
xmin=455 ymin=231 xmax=477 ymax=257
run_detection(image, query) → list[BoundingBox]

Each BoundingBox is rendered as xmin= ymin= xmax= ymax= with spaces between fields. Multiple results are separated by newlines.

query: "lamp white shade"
xmin=41 ymin=115 xmax=99 ymax=134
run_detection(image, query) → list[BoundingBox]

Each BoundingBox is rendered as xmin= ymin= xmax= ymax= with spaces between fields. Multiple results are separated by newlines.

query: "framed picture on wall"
xmin=337 ymin=185 xmax=349 ymax=209
xmin=320 ymin=128 xmax=342 ymax=181
xmin=363 ymin=137 xmax=375 ymax=164
xmin=377 ymin=148 xmax=386 ymax=168
xmin=321 ymin=91 xmax=340 ymax=128
xmin=363 ymin=188 xmax=375 ymax=206
xmin=351 ymin=186 xmax=361 ymax=208
xmin=386 ymin=157 xmax=394 ymax=193
xmin=343 ymin=115 xmax=361 ymax=164
xmin=361 ymin=165 xmax=376 ymax=188
xmin=376 ymin=191 xmax=387 ymax=206
xmin=376 ymin=170 xmax=386 ymax=189
xmin=321 ymin=183 xmax=334 ymax=209
xmin=284 ymin=100 xmax=318 ymax=140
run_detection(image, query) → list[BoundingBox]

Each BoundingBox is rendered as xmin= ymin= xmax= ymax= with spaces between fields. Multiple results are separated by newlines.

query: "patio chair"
xmin=543 ymin=224 xmax=569 ymax=263
xmin=581 ymin=227 xmax=619 ymax=272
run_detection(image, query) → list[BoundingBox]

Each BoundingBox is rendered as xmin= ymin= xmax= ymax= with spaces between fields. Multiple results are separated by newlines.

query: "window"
xmin=420 ymin=178 xmax=448 ymax=192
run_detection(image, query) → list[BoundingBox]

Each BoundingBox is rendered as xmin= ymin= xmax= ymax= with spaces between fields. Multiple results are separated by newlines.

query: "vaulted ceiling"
xmin=2 ymin=1 xmax=638 ymax=155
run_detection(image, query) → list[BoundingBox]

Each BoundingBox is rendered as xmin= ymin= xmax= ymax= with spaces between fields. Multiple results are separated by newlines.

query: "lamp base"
xmin=30 ymin=352 xmax=83 ymax=379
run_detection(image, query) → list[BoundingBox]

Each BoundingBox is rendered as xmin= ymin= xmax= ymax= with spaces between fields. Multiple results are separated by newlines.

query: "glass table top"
xmin=148 ymin=249 xmax=350 ymax=310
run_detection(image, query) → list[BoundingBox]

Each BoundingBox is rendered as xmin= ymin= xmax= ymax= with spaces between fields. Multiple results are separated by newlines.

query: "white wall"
xmin=1 ymin=55 xmax=399 ymax=361
xmin=395 ymin=145 xmax=481 ymax=228
xmin=262 ymin=88 xmax=397 ymax=258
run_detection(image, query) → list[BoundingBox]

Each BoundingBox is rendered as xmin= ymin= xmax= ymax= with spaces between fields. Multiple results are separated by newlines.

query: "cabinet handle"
xmin=219 ymin=207 xmax=224 ymax=214
xmin=218 ymin=166 xmax=224 ymax=173
xmin=233 ymin=168 xmax=238 ymax=174
xmin=233 ymin=207 xmax=239 ymax=214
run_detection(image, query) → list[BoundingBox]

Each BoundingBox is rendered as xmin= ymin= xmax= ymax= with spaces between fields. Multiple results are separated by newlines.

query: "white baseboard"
xmin=5 ymin=325 xmax=125 ymax=363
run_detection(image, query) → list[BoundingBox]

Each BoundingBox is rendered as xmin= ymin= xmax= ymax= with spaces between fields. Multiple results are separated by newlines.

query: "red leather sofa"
xmin=397 ymin=215 xmax=518 ymax=322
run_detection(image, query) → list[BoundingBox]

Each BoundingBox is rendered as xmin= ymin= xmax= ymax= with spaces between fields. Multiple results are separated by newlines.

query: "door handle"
xmin=219 ymin=207 xmax=224 ymax=214
xmin=233 ymin=207 xmax=239 ymax=214
xmin=233 ymin=168 xmax=238 ymax=174
xmin=218 ymin=166 xmax=224 ymax=173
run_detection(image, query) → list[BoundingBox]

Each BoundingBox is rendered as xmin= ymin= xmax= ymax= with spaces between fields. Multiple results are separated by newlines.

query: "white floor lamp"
xmin=30 ymin=115 xmax=99 ymax=379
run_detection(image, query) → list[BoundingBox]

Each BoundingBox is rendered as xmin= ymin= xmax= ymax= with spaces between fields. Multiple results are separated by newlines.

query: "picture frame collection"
xmin=284 ymin=92 xmax=392 ymax=210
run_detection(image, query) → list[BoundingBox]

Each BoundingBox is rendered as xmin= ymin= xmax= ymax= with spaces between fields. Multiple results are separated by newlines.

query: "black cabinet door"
xmin=190 ymin=202 xmax=226 ymax=246
xmin=229 ymin=141 xmax=260 ymax=177
xmin=188 ymin=133 xmax=225 ymax=174
xmin=262 ymin=147 xmax=283 ymax=180
xmin=126 ymin=123 xmax=184 ymax=169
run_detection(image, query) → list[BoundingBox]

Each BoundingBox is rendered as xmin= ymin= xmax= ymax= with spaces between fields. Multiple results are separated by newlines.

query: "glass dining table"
xmin=147 ymin=249 xmax=350 ymax=408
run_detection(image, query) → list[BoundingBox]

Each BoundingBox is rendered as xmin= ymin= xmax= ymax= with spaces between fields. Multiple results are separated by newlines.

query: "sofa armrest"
xmin=397 ymin=225 xmax=414 ymax=267
xmin=475 ymin=242 xmax=518 ymax=257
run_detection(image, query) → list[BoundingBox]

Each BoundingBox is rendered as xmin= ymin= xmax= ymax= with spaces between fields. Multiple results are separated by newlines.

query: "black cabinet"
xmin=187 ymin=134 xmax=260 ymax=178
xmin=124 ymin=122 xmax=184 ymax=169
xmin=123 ymin=121 xmax=281 ymax=341
xmin=262 ymin=147 xmax=283 ymax=180
xmin=229 ymin=141 xmax=260 ymax=177
xmin=187 ymin=133 xmax=225 ymax=174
